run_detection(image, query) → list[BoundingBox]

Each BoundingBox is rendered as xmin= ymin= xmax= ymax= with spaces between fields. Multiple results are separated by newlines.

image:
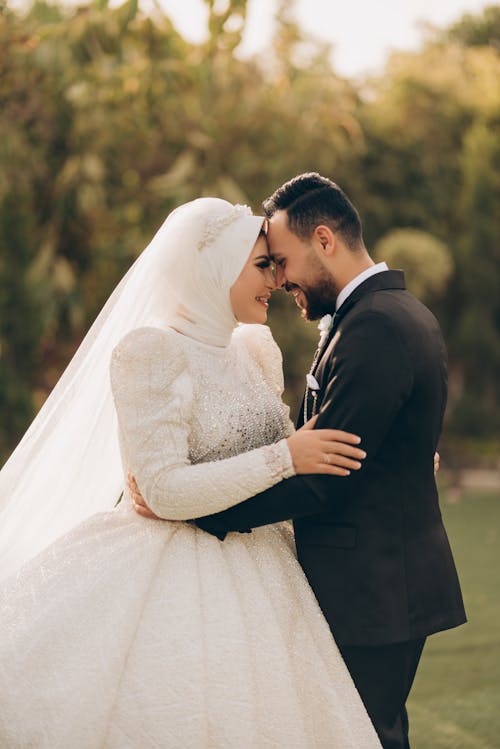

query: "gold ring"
xmin=323 ymin=453 xmax=330 ymax=465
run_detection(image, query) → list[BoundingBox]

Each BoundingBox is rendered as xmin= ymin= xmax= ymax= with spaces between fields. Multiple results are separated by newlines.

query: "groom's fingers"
xmin=434 ymin=452 xmax=440 ymax=475
xmin=126 ymin=471 xmax=139 ymax=495
xmin=134 ymin=503 xmax=160 ymax=519
xmin=126 ymin=471 xmax=159 ymax=517
xmin=127 ymin=471 xmax=147 ymax=505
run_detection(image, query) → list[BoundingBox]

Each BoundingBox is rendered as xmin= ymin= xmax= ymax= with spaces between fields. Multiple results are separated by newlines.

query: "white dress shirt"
xmin=336 ymin=262 xmax=389 ymax=311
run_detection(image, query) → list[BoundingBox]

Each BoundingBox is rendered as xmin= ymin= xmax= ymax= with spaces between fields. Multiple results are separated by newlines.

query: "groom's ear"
xmin=313 ymin=225 xmax=336 ymax=257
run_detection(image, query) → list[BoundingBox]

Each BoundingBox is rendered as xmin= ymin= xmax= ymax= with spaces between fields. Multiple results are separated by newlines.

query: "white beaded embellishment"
xmin=263 ymin=440 xmax=296 ymax=483
xmin=197 ymin=204 xmax=253 ymax=251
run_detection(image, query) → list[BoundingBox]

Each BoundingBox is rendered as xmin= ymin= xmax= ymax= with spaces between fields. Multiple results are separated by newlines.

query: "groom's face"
xmin=267 ymin=210 xmax=338 ymax=320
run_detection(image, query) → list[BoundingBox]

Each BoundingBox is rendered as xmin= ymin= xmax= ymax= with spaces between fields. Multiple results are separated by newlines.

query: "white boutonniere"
xmin=304 ymin=314 xmax=335 ymax=406
xmin=317 ymin=313 xmax=334 ymax=347
xmin=306 ymin=373 xmax=320 ymax=391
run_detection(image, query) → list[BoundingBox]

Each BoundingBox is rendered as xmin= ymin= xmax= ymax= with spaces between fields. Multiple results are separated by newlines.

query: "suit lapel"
xmin=299 ymin=271 xmax=406 ymax=424
xmin=312 ymin=270 xmax=406 ymax=377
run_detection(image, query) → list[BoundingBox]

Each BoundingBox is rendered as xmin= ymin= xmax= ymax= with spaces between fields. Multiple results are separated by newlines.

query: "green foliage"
xmin=445 ymin=4 xmax=500 ymax=49
xmin=0 ymin=0 xmax=498 ymax=461
xmin=374 ymin=229 xmax=453 ymax=302
xmin=354 ymin=22 xmax=500 ymax=442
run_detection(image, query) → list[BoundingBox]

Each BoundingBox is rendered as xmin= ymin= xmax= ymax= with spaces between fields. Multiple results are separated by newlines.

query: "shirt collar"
xmin=336 ymin=262 xmax=389 ymax=311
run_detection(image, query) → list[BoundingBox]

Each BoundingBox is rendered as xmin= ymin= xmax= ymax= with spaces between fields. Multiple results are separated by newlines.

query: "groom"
xmin=134 ymin=173 xmax=466 ymax=748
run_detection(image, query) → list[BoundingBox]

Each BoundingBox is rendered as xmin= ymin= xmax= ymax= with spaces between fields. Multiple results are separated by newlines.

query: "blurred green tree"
xmin=445 ymin=3 xmax=500 ymax=48
xmin=357 ymin=22 xmax=500 ymax=444
xmin=373 ymin=229 xmax=453 ymax=302
xmin=0 ymin=0 xmax=498 ymax=462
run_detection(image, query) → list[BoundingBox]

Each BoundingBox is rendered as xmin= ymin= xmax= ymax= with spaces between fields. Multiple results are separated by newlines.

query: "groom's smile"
xmin=287 ymin=284 xmax=306 ymax=308
xmin=267 ymin=211 xmax=338 ymax=320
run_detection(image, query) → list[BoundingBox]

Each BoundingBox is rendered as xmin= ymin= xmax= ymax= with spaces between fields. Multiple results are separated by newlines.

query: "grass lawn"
xmin=408 ymin=489 xmax=500 ymax=749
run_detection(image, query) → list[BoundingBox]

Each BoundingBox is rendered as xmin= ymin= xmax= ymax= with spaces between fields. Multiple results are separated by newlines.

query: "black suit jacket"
xmin=196 ymin=271 xmax=466 ymax=646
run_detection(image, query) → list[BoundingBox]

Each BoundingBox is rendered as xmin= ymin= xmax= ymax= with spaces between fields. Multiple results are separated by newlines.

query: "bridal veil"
xmin=0 ymin=198 xmax=264 ymax=580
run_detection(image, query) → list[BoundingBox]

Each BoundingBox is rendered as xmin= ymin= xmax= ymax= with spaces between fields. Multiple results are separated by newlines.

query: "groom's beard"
xmin=286 ymin=275 xmax=338 ymax=321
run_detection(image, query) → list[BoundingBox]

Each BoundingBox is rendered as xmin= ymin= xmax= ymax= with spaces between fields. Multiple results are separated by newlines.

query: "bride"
xmin=0 ymin=198 xmax=380 ymax=748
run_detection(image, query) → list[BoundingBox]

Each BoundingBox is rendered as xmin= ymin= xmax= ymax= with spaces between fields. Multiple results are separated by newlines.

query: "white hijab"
xmin=0 ymin=198 xmax=264 ymax=580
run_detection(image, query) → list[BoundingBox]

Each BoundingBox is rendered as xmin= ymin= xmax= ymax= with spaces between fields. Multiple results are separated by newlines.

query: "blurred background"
xmin=0 ymin=0 xmax=498 ymax=745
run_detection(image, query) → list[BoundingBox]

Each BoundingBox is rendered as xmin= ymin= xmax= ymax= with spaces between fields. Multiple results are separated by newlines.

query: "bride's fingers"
xmin=300 ymin=415 xmax=318 ymax=431
xmin=322 ymin=442 xmax=367 ymax=460
xmin=315 ymin=429 xmax=361 ymax=444
xmin=316 ymin=463 xmax=352 ymax=476
xmin=321 ymin=454 xmax=363 ymax=471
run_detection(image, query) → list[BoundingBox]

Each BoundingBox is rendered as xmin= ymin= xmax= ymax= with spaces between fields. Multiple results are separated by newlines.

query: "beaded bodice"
xmin=110 ymin=323 xmax=295 ymax=520
xmin=187 ymin=328 xmax=293 ymax=464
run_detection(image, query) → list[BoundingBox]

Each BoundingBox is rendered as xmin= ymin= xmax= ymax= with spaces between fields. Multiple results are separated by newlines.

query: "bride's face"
xmin=230 ymin=234 xmax=276 ymax=324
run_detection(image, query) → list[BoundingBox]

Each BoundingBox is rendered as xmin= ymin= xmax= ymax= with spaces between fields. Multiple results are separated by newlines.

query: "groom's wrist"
xmin=193 ymin=516 xmax=228 ymax=540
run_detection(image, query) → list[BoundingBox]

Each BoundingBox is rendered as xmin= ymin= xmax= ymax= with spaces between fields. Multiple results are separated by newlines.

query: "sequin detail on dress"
xmin=0 ymin=324 xmax=381 ymax=749
xmin=109 ymin=324 xmax=295 ymax=519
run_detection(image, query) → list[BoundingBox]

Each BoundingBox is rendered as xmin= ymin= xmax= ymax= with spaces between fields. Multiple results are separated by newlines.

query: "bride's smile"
xmin=229 ymin=232 xmax=276 ymax=324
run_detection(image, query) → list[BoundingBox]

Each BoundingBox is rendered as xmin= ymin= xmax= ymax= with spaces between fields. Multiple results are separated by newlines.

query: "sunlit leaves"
xmin=374 ymin=229 xmax=454 ymax=302
xmin=0 ymin=0 xmax=499 ymax=461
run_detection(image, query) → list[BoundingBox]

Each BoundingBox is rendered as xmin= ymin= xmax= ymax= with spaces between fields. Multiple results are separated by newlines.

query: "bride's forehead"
xmin=248 ymin=234 xmax=270 ymax=258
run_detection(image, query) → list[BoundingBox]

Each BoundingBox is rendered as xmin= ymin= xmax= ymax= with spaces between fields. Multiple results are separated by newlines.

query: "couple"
xmin=0 ymin=173 xmax=465 ymax=748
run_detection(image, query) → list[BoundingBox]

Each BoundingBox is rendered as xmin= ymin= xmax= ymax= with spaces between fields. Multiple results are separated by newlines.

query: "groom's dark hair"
xmin=262 ymin=173 xmax=364 ymax=250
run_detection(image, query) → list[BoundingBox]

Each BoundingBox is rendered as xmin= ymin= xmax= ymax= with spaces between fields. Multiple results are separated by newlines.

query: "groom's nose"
xmin=265 ymin=266 xmax=277 ymax=290
xmin=274 ymin=265 xmax=286 ymax=288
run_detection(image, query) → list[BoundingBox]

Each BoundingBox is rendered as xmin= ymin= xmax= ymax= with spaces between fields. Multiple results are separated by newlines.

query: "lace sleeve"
xmin=110 ymin=327 xmax=295 ymax=520
xmin=234 ymin=324 xmax=295 ymax=437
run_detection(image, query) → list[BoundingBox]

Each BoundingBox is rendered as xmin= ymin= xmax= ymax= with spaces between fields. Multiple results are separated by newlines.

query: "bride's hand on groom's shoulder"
xmin=287 ymin=422 xmax=366 ymax=477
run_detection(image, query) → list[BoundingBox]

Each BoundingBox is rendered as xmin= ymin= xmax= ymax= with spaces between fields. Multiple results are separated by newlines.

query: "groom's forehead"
xmin=267 ymin=212 xmax=296 ymax=255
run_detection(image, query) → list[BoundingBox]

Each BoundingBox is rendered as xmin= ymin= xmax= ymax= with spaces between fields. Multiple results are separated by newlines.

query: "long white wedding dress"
xmin=0 ymin=323 xmax=380 ymax=748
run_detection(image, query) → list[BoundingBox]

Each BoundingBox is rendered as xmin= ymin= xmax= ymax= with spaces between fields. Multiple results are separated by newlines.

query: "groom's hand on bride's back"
xmin=286 ymin=421 xmax=366 ymax=477
xmin=127 ymin=472 xmax=163 ymax=520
